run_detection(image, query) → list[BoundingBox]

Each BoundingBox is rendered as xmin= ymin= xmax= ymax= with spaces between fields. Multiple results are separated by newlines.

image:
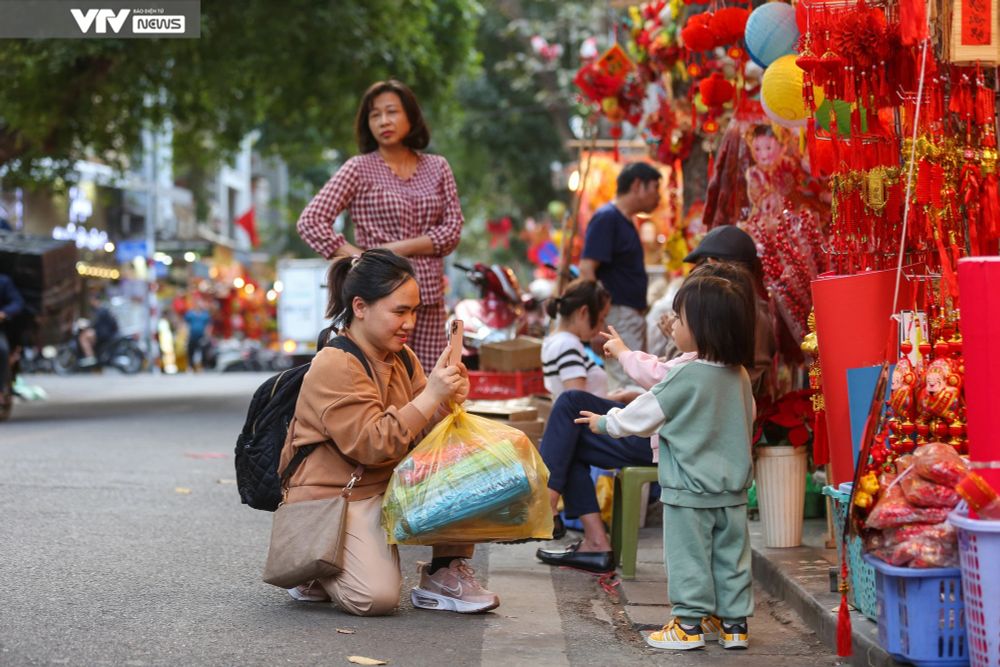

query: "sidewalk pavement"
xmin=620 ymin=516 xmax=908 ymax=667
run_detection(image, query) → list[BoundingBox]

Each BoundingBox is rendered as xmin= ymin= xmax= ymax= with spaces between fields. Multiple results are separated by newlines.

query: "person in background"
xmin=579 ymin=162 xmax=662 ymax=393
xmin=296 ymin=79 xmax=463 ymax=370
xmin=575 ymin=271 xmax=756 ymax=652
xmin=541 ymin=279 xmax=611 ymax=400
xmin=78 ymin=292 xmax=119 ymax=367
xmin=0 ymin=272 xmax=25 ymax=415
xmin=184 ymin=294 xmax=214 ymax=371
xmin=681 ymin=225 xmax=775 ymax=402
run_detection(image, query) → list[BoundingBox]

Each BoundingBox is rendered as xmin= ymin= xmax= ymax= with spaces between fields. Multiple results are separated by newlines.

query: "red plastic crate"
xmin=467 ymin=369 xmax=546 ymax=399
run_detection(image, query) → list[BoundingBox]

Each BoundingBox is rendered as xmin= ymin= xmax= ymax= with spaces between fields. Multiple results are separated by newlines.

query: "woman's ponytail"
xmin=549 ymin=279 xmax=610 ymax=327
xmin=324 ymin=249 xmax=416 ymax=329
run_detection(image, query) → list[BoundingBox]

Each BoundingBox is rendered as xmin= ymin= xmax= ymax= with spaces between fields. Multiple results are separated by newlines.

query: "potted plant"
xmin=753 ymin=389 xmax=815 ymax=547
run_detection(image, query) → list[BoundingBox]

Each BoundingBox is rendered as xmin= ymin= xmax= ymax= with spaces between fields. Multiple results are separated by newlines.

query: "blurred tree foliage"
xmin=440 ymin=0 xmax=606 ymax=276
xmin=0 ymin=0 xmax=478 ymax=183
xmin=0 ymin=0 xmax=618 ymax=284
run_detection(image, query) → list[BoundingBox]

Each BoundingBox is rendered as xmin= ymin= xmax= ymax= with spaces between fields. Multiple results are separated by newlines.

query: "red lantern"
xmin=710 ymin=7 xmax=749 ymax=45
xmin=698 ymin=72 xmax=735 ymax=107
xmin=681 ymin=19 xmax=716 ymax=52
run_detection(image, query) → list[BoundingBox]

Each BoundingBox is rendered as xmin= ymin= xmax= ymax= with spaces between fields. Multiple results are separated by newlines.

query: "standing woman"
xmin=297 ymin=80 xmax=463 ymax=370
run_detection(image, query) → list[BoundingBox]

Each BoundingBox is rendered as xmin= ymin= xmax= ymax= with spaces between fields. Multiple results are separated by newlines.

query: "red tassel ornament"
xmin=837 ymin=554 xmax=853 ymax=656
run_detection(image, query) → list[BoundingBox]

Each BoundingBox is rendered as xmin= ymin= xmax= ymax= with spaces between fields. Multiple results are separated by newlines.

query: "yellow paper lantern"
xmin=760 ymin=54 xmax=823 ymax=128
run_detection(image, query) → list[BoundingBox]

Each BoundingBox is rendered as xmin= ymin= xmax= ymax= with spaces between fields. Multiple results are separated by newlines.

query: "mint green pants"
xmin=661 ymin=503 xmax=754 ymax=625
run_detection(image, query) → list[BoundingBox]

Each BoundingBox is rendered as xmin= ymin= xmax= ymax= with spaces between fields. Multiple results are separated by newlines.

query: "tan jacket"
xmin=278 ymin=334 xmax=431 ymax=503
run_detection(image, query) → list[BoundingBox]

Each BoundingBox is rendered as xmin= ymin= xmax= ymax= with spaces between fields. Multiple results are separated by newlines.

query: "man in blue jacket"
xmin=0 ymin=273 xmax=26 ymax=413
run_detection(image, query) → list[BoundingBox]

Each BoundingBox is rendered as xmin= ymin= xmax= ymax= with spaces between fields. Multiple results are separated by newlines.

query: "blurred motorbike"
xmin=53 ymin=320 xmax=144 ymax=375
xmin=215 ymin=338 xmax=291 ymax=372
xmin=451 ymin=262 xmax=545 ymax=369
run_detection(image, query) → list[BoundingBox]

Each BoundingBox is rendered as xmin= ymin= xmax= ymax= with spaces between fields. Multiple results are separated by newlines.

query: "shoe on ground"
xmin=411 ymin=560 xmax=500 ymax=614
xmin=645 ymin=618 xmax=706 ymax=650
xmin=536 ymin=541 xmax=613 ymax=573
xmin=79 ymin=356 xmax=98 ymax=367
xmin=287 ymin=580 xmax=330 ymax=602
xmin=719 ymin=620 xmax=749 ymax=649
xmin=700 ymin=615 xmax=722 ymax=641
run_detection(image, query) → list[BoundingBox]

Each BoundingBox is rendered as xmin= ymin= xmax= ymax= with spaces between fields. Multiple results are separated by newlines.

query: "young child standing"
xmin=576 ymin=271 xmax=757 ymax=651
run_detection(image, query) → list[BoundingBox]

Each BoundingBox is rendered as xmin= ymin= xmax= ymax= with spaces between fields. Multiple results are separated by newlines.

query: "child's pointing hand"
xmin=574 ymin=410 xmax=602 ymax=434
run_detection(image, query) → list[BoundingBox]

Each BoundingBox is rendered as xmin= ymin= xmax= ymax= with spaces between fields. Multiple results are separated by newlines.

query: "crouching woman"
xmin=277 ymin=249 xmax=499 ymax=616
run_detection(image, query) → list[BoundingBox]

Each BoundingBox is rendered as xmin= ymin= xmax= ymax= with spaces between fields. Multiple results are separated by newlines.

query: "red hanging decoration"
xmin=837 ymin=555 xmax=853 ymax=656
xmin=610 ymin=124 xmax=623 ymax=162
xmin=698 ymin=72 xmax=735 ymax=107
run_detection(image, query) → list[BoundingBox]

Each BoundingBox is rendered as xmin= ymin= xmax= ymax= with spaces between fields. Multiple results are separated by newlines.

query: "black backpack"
xmin=234 ymin=333 xmax=414 ymax=511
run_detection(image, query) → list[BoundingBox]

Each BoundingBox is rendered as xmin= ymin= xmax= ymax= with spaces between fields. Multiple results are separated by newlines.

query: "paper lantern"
xmin=699 ymin=72 xmax=736 ymax=106
xmin=681 ymin=20 xmax=716 ymax=52
xmin=710 ymin=7 xmax=749 ymax=45
xmin=744 ymin=2 xmax=800 ymax=68
xmin=760 ymin=54 xmax=823 ymax=127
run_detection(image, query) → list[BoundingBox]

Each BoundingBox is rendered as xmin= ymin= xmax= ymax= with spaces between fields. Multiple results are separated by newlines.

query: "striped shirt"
xmin=541 ymin=331 xmax=607 ymax=399
xmin=296 ymin=151 xmax=464 ymax=305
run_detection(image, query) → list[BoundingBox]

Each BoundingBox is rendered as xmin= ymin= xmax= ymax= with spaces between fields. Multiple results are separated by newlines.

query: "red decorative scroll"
xmin=961 ymin=0 xmax=992 ymax=45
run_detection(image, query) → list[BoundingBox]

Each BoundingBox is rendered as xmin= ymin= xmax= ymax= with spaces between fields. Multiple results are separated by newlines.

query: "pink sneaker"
xmin=411 ymin=560 xmax=500 ymax=613
xmin=287 ymin=580 xmax=330 ymax=602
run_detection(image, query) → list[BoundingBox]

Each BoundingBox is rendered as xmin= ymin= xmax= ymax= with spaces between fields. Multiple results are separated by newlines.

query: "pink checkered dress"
xmin=296 ymin=151 xmax=464 ymax=368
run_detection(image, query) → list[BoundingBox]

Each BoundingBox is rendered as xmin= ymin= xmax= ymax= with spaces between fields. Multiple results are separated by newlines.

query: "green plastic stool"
xmin=610 ymin=466 xmax=659 ymax=579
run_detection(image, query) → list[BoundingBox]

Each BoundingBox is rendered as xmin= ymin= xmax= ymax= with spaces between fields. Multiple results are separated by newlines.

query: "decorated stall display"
xmin=742 ymin=124 xmax=829 ymax=342
xmin=574 ymin=43 xmax=645 ymax=159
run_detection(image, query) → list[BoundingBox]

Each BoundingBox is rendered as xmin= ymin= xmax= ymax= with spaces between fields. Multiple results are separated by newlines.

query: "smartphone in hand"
xmin=449 ymin=319 xmax=463 ymax=366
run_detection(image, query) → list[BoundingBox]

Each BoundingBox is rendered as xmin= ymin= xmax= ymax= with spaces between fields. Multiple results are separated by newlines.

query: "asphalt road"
xmin=0 ymin=373 xmax=843 ymax=666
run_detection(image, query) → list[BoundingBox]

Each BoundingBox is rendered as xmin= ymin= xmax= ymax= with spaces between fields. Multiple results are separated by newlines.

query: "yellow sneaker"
xmin=719 ymin=620 xmax=749 ymax=649
xmin=701 ymin=615 xmax=722 ymax=641
xmin=645 ymin=618 xmax=706 ymax=650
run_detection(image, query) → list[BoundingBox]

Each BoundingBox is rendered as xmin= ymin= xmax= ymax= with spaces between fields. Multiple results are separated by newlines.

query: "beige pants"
xmin=317 ymin=495 xmax=474 ymax=616
xmin=604 ymin=304 xmax=647 ymax=393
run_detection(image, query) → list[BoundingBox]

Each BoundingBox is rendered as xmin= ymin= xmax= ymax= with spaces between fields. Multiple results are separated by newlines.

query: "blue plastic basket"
xmin=864 ymin=554 xmax=968 ymax=667
xmin=822 ymin=482 xmax=878 ymax=621
xmin=949 ymin=505 xmax=1000 ymax=667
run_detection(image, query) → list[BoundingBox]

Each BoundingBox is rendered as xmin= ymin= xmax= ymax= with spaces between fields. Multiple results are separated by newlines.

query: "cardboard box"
xmin=464 ymin=397 xmax=547 ymax=446
xmin=529 ymin=394 xmax=553 ymax=421
xmin=507 ymin=418 xmax=545 ymax=447
xmin=479 ymin=337 xmax=542 ymax=372
xmin=464 ymin=398 xmax=538 ymax=422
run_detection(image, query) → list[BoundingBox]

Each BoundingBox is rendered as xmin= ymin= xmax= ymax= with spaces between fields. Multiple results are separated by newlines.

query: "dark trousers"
xmin=539 ymin=390 xmax=654 ymax=518
xmin=0 ymin=331 xmax=11 ymax=393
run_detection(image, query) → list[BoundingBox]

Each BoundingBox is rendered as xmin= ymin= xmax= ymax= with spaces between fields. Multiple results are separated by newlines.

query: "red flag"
xmin=235 ymin=207 xmax=258 ymax=247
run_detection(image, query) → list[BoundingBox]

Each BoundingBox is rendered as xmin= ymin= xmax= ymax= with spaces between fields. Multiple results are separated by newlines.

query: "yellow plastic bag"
xmin=381 ymin=405 xmax=553 ymax=545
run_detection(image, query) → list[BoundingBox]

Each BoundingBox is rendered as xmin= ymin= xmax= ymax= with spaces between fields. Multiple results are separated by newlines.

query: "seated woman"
xmin=535 ymin=280 xmax=656 ymax=571
xmin=278 ymin=249 xmax=498 ymax=616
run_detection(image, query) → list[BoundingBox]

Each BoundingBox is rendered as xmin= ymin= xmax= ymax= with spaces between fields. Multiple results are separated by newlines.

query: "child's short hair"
xmin=672 ymin=271 xmax=755 ymax=367
xmin=545 ymin=278 xmax=610 ymax=328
